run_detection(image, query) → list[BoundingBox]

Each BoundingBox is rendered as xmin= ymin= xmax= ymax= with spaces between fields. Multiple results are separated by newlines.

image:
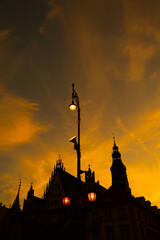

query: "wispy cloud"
xmin=124 ymin=42 xmax=155 ymax=82
xmin=39 ymin=1 xmax=61 ymax=34
xmin=116 ymin=109 xmax=160 ymax=162
xmin=116 ymin=117 xmax=149 ymax=152
xmin=0 ymin=88 xmax=49 ymax=149
xmin=0 ymin=29 xmax=13 ymax=40
xmin=122 ymin=0 xmax=160 ymax=82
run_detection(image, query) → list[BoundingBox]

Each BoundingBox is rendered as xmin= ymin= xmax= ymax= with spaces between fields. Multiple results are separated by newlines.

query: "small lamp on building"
xmin=62 ymin=197 xmax=71 ymax=206
xmin=88 ymin=192 xmax=96 ymax=202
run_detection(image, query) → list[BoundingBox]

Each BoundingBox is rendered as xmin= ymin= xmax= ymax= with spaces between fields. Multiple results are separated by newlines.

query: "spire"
xmin=113 ymin=136 xmax=118 ymax=149
xmin=27 ymin=182 xmax=34 ymax=199
xmin=30 ymin=182 xmax=33 ymax=191
xmin=85 ymin=165 xmax=95 ymax=183
xmin=55 ymin=154 xmax=64 ymax=170
xmin=11 ymin=179 xmax=21 ymax=210
xmin=112 ymin=137 xmax=121 ymax=161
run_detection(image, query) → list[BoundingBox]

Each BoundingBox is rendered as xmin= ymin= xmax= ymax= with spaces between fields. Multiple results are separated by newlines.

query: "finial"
xmin=112 ymin=135 xmax=118 ymax=150
xmin=59 ymin=154 xmax=61 ymax=160
xmin=113 ymin=136 xmax=116 ymax=145
xmin=112 ymin=133 xmax=115 ymax=142
xmin=112 ymin=133 xmax=116 ymax=145
xmin=19 ymin=179 xmax=21 ymax=191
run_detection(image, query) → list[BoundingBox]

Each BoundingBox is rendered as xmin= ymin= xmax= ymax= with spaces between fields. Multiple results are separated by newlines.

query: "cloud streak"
xmin=0 ymin=88 xmax=49 ymax=149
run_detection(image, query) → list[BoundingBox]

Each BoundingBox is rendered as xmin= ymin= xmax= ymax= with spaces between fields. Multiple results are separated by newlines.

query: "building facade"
xmin=0 ymin=140 xmax=160 ymax=240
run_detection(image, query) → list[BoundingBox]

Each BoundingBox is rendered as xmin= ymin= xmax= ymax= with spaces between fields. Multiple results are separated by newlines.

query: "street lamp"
xmin=69 ymin=84 xmax=96 ymax=206
xmin=69 ymin=101 xmax=77 ymax=111
xmin=69 ymin=83 xmax=81 ymax=182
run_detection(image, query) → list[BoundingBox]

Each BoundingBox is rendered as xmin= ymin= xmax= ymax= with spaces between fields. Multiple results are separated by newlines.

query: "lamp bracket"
xmin=80 ymin=170 xmax=87 ymax=175
xmin=72 ymin=83 xmax=79 ymax=105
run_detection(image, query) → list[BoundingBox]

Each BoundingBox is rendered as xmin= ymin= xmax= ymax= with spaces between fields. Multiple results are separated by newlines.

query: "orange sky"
xmin=0 ymin=0 xmax=160 ymax=208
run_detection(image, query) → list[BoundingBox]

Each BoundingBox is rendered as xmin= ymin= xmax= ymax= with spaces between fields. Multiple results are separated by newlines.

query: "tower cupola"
xmin=112 ymin=139 xmax=121 ymax=161
xmin=110 ymin=138 xmax=131 ymax=194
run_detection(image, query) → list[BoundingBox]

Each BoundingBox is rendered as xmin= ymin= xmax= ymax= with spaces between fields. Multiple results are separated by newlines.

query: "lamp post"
xmin=69 ymin=83 xmax=81 ymax=182
xmin=69 ymin=84 xmax=97 ymax=208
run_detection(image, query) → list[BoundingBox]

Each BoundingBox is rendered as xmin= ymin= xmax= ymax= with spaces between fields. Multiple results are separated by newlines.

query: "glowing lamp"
xmin=62 ymin=197 xmax=71 ymax=206
xmin=69 ymin=101 xmax=77 ymax=111
xmin=88 ymin=192 xmax=96 ymax=202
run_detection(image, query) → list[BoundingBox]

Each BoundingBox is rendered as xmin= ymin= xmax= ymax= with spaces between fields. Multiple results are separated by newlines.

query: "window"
xmin=92 ymin=232 xmax=99 ymax=240
xmin=137 ymin=209 xmax=141 ymax=221
xmin=119 ymin=207 xmax=126 ymax=220
xmin=140 ymin=225 xmax=145 ymax=239
xmin=120 ymin=225 xmax=130 ymax=240
xmin=144 ymin=213 xmax=147 ymax=223
xmin=92 ymin=217 xmax=101 ymax=240
xmin=92 ymin=211 xmax=98 ymax=219
xmin=106 ymin=227 xmax=115 ymax=240
xmin=105 ymin=209 xmax=112 ymax=222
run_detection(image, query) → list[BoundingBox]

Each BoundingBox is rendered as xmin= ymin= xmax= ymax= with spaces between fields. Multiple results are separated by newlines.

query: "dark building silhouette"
xmin=0 ymin=140 xmax=160 ymax=240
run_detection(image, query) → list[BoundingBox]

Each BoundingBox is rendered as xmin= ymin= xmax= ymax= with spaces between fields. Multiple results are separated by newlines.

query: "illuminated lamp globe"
xmin=69 ymin=102 xmax=77 ymax=111
xmin=62 ymin=197 xmax=71 ymax=206
xmin=88 ymin=192 xmax=96 ymax=202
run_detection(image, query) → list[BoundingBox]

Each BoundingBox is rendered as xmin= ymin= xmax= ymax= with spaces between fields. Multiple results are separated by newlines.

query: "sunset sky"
xmin=1 ymin=0 xmax=160 ymax=208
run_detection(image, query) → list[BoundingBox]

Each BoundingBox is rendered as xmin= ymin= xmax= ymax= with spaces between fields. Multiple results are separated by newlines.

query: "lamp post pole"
xmin=77 ymin=96 xmax=80 ymax=182
xmin=69 ymin=83 xmax=81 ymax=182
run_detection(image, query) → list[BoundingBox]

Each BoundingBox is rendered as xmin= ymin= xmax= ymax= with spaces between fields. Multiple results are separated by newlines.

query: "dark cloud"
xmin=0 ymin=0 xmax=49 ymax=41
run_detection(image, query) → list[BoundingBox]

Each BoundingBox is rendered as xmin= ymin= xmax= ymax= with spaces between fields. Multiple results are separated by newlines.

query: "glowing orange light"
xmin=62 ymin=197 xmax=71 ymax=206
xmin=88 ymin=192 xmax=96 ymax=202
xmin=69 ymin=103 xmax=77 ymax=111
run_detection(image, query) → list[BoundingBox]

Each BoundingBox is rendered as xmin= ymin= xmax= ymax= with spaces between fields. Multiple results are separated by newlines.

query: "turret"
xmin=27 ymin=182 xmax=34 ymax=199
xmin=85 ymin=165 xmax=95 ymax=183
